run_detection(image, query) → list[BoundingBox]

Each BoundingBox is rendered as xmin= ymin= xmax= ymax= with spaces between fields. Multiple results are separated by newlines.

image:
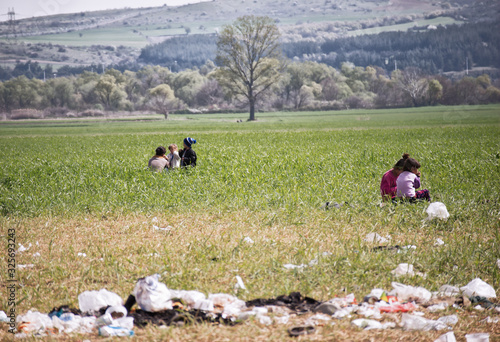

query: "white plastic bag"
xmin=460 ymin=278 xmax=496 ymax=299
xmin=98 ymin=325 xmax=134 ymax=337
xmin=465 ymin=333 xmax=490 ymax=342
xmin=426 ymin=202 xmax=450 ymax=220
xmin=401 ymin=313 xmax=448 ymax=331
xmin=133 ymin=274 xmax=173 ymax=312
xmin=434 ymin=332 xmax=457 ymax=342
xmin=78 ymin=289 xmax=123 ymax=313
xmin=364 ymin=233 xmax=390 ymax=243
xmin=351 ymin=318 xmax=395 ymax=330
xmin=16 ymin=310 xmax=53 ymax=334
xmin=391 ymin=282 xmax=432 ymax=301
xmin=105 ymin=305 xmax=127 ymax=319
xmin=438 ymin=285 xmax=460 ymax=297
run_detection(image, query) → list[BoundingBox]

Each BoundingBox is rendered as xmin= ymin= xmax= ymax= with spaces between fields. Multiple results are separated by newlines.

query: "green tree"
xmin=148 ymin=84 xmax=182 ymax=119
xmin=215 ymin=15 xmax=284 ymax=121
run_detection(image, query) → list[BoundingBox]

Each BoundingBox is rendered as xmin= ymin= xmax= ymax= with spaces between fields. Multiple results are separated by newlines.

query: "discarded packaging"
xmin=351 ymin=318 xmax=396 ymax=330
xmin=435 ymin=238 xmax=445 ymax=246
xmin=16 ymin=310 xmax=53 ymax=334
xmin=133 ymin=274 xmax=173 ymax=312
xmin=78 ymin=289 xmax=123 ymax=313
xmin=427 ymin=303 xmax=448 ymax=312
xmin=401 ymin=313 xmax=448 ymax=331
xmin=364 ymin=233 xmax=390 ymax=243
xmin=0 ymin=311 xmax=9 ymax=323
xmin=465 ymin=333 xmax=490 ymax=342
xmin=434 ymin=332 xmax=457 ymax=342
xmin=243 ymin=237 xmax=254 ymax=244
xmin=426 ymin=202 xmax=450 ymax=220
xmin=391 ymin=263 xmax=425 ymax=277
xmin=460 ymin=278 xmax=496 ymax=299
xmin=379 ymin=302 xmax=417 ymax=313
xmin=438 ymin=285 xmax=460 ymax=297
xmin=391 ymin=282 xmax=432 ymax=301
xmin=235 ymin=275 xmax=246 ymax=290
xmin=52 ymin=313 xmax=96 ymax=334
xmin=98 ymin=325 xmax=134 ymax=337
xmin=105 ymin=305 xmax=127 ymax=319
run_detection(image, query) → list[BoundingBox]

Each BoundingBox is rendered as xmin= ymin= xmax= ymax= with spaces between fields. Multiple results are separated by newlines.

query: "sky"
xmin=0 ymin=0 xmax=208 ymax=20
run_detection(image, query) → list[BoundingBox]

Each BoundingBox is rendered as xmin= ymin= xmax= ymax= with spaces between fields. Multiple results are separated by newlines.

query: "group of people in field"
xmin=380 ymin=153 xmax=431 ymax=202
xmin=148 ymin=137 xmax=197 ymax=172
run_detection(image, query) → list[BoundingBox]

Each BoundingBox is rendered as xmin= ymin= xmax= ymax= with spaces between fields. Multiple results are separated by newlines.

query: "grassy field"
xmin=0 ymin=105 xmax=499 ymax=341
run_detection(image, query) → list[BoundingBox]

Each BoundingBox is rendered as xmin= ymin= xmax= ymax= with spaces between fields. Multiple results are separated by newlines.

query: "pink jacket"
xmin=380 ymin=169 xmax=398 ymax=198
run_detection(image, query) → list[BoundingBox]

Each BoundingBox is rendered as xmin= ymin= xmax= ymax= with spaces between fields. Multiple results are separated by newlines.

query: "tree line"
xmin=1 ymin=61 xmax=499 ymax=119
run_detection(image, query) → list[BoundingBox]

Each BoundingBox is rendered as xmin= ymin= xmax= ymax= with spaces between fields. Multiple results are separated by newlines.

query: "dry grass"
xmin=1 ymin=210 xmax=498 ymax=341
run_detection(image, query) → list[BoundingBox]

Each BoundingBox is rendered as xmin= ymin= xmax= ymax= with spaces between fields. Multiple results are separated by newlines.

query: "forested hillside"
xmin=137 ymin=21 xmax=499 ymax=74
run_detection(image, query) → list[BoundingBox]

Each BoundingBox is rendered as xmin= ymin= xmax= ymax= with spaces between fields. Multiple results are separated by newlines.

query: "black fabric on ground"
xmin=245 ymin=292 xmax=320 ymax=312
xmin=129 ymin=309 xmax=235 ymax=327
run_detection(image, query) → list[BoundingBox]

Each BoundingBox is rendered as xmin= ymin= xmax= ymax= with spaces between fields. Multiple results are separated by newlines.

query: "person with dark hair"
xmin=178 ymin=137 xmax=197 ymax=167
xmin=380 ymin=153 xmax=409 ymax=200
xmin=148 ymin=146 xmax=169 ymax=172
xmin=396 ymin=156 xmax=431 ymax=202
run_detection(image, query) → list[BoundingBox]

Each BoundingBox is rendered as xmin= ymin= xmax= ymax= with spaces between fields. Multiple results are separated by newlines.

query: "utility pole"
xmin=7 ymin=8 xmax=17 ymax=39
xmin=466 ymin=57 xmax=469 ymax=75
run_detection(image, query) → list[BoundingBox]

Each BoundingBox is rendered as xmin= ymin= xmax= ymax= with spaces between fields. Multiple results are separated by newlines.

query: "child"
xmin=179 ymin=137 xmax=197 ymax=167
xmin=380 ymin=153 xmax=408 ymax=201
xmin=167 ymin=144 xmax=181 ymax=169
xmin=396 ymin=157 xmax=431 ymax=202
xmin=148 ymin=146 xmax=169 ymax=172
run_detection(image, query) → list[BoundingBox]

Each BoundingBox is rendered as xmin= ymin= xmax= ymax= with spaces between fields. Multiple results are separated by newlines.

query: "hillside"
xmin=0 ymin=0 xmax=497 ymax=71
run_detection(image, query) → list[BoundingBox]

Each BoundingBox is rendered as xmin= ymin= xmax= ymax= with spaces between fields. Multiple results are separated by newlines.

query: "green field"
xmin=0 ymin=105 xmax=499 ymax=341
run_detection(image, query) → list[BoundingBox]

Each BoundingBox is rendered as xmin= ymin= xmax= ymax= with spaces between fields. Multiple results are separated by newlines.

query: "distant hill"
xmin=0 ymin=0 xmax=498 ymax=73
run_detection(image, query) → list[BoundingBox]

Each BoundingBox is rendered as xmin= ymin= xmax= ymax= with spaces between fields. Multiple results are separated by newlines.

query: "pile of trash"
xmin=3 ymin=275 xmax=498 ymax=338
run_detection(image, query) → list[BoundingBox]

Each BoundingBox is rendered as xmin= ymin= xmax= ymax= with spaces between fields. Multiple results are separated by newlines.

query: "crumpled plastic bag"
xmin=401 ymin=313 xmax=448 ymax=331
xmin=16 ymin=311 xmax=53 ymax=334
xmin=133 ymin=274 xmax=173 ymax=312
xmin=460 ymin=278 xmax=496 ymax=299
xmin=209 ymin=293 xmax=246 ymax=318
xmin=78 ymin=289 xmax=123 ymax=314
xmin=426 ymin=202 xmax=450 ymax=220
xmin=351 ymin=318 xmax=396 ymax=330
xmin=364 ymin=233 xmax=390 ymax=243
xmin=434 ymin=332 xmax=457 ymax=342
xmin=391 ymin=263 xmax=426 ymax=277
xmin=390 ymin=282 xmax=432 ymax=301
xmin=52 ymin=313 xmax=96 ymax=334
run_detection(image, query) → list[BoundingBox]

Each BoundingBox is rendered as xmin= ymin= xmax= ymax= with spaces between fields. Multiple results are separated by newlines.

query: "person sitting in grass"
xmin=179 ymin=137 xmax=197 ymax=167
xmin=167 ymin=144 xmax=181 ymax=169
xmin=148 ymin=146 xmax=169 ymax=172
xmin=396 ymin=156 xmax=431 ymax=202
xmin=380 ymin=153 xmax=408 ymax=201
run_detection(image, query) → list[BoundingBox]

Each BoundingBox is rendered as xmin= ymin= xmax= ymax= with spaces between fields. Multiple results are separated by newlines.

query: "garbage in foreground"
xmin=460 ymin=278 xmax=496 ymax=299
xmin=364 ymin=233 xmax=390 ymax=243
xmin=390 ymin=282 xmax=432 ymax=302
xmin=17 ymin=243 xmax=32 ymax=252
xmin=351 ymin=318 xmax=396 ymax=330
xmin=391 ymin=263 xmax=426 ymax=278
xmin=465 ymin=333 xmax=490 ymax=342
xmin=0 ymin=311 xmax=9 ymax=323
xmin=434 ymin=332 xmax=456 ymax=342
xmin=78 ymin=289 xmax=123 ymax=314
xmin=401 ymin=313 xmax=454 ymax=331
xmin=435 ymin=238 xmax=445 ymax=246
xmin=426 ymin=202 xmax=450 ymax=220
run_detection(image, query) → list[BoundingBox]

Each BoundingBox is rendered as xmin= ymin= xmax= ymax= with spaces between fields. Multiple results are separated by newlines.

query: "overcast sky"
xmin=0 ymin=0 xmax=208 ymax=20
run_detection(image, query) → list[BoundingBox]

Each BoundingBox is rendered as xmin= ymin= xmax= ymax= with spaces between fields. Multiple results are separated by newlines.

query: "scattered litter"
xmin=351 ymin=318 xmax=395 ymax=330
xmin=314 ymin=302 xmax=339 ymax=315
xmin=105 ymin=306 xmax=127 ymax=319
xmin=480 ymin=316 xmax=499 ymax=324
xmin=235 ymin=275 xmax=246 ymax=291
xmin=401 ymin=313 xmax=448 ymax=331
xmin=17 ymin=243 xmax=32 ymax=252
xmin=133 ymin=274 xmax=173 ymax=312
xmin=0 ymin=311 xmax=9 ymax=322
xmin=243 ymin=237 xmax=254 ymax=244
xmin=78 ymin=289 xmax=123 ymax=313
xmin=17 ymin=264 xmax=35 ymax=269
xmin=497 ymin=259 xmax=500 ymax=270
xmin=460 ymin=278 xmax=496 ymax=299
xmin=426 ymin=202 xmax=450 ymax=220
xmin=98 ymin=326 xmax=134 ymax=337
xmin=427 ymin=303 xmax=448 ymax=312
xmin=435 ymin=238 xmax=445 ymax=246
xmin=379 ymin=302 xmax=417 ymax=313
xmin=391 ymin=282 xmax=432 ymax=302
xmin=364 ymin=233 xmax=390 ymax=243
xmin=284 ymin=263 xmax=308 ymax=270
xmin=16 ymin=310 xmax=53 ymax=335
xmin=321 ymin=201 xmax=344 ymax=210
xmin=77 ymin=253 xmax=86 ymax=257
xmin=474 ymin=305 xmax=485 ymax=311
xmin=305 ymin=313 xmax=332 ymax=326
xmin=52 ymin=313 xmax=96 ymax=334
xmin=33 ymin=252 xmax=41 ymax=257
xmin=153 ymin=225 xmax=172 ymax=232
xmin=434 ymin=332 xmax=456 ymax=342
xmin=288 ymin=325 xmax=315 ymax=336
xmin=465 ymin=333 xmax=490 ymax=342
xmin=438 ymin=285 xmax=460 ymax=297
xmin=391 ymin=263 xmax=426 ymax=277
xmin=151 ymin=217 xmax=158 ymax=223
xmin=437 ymin=315 xmax=458 ymax=326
